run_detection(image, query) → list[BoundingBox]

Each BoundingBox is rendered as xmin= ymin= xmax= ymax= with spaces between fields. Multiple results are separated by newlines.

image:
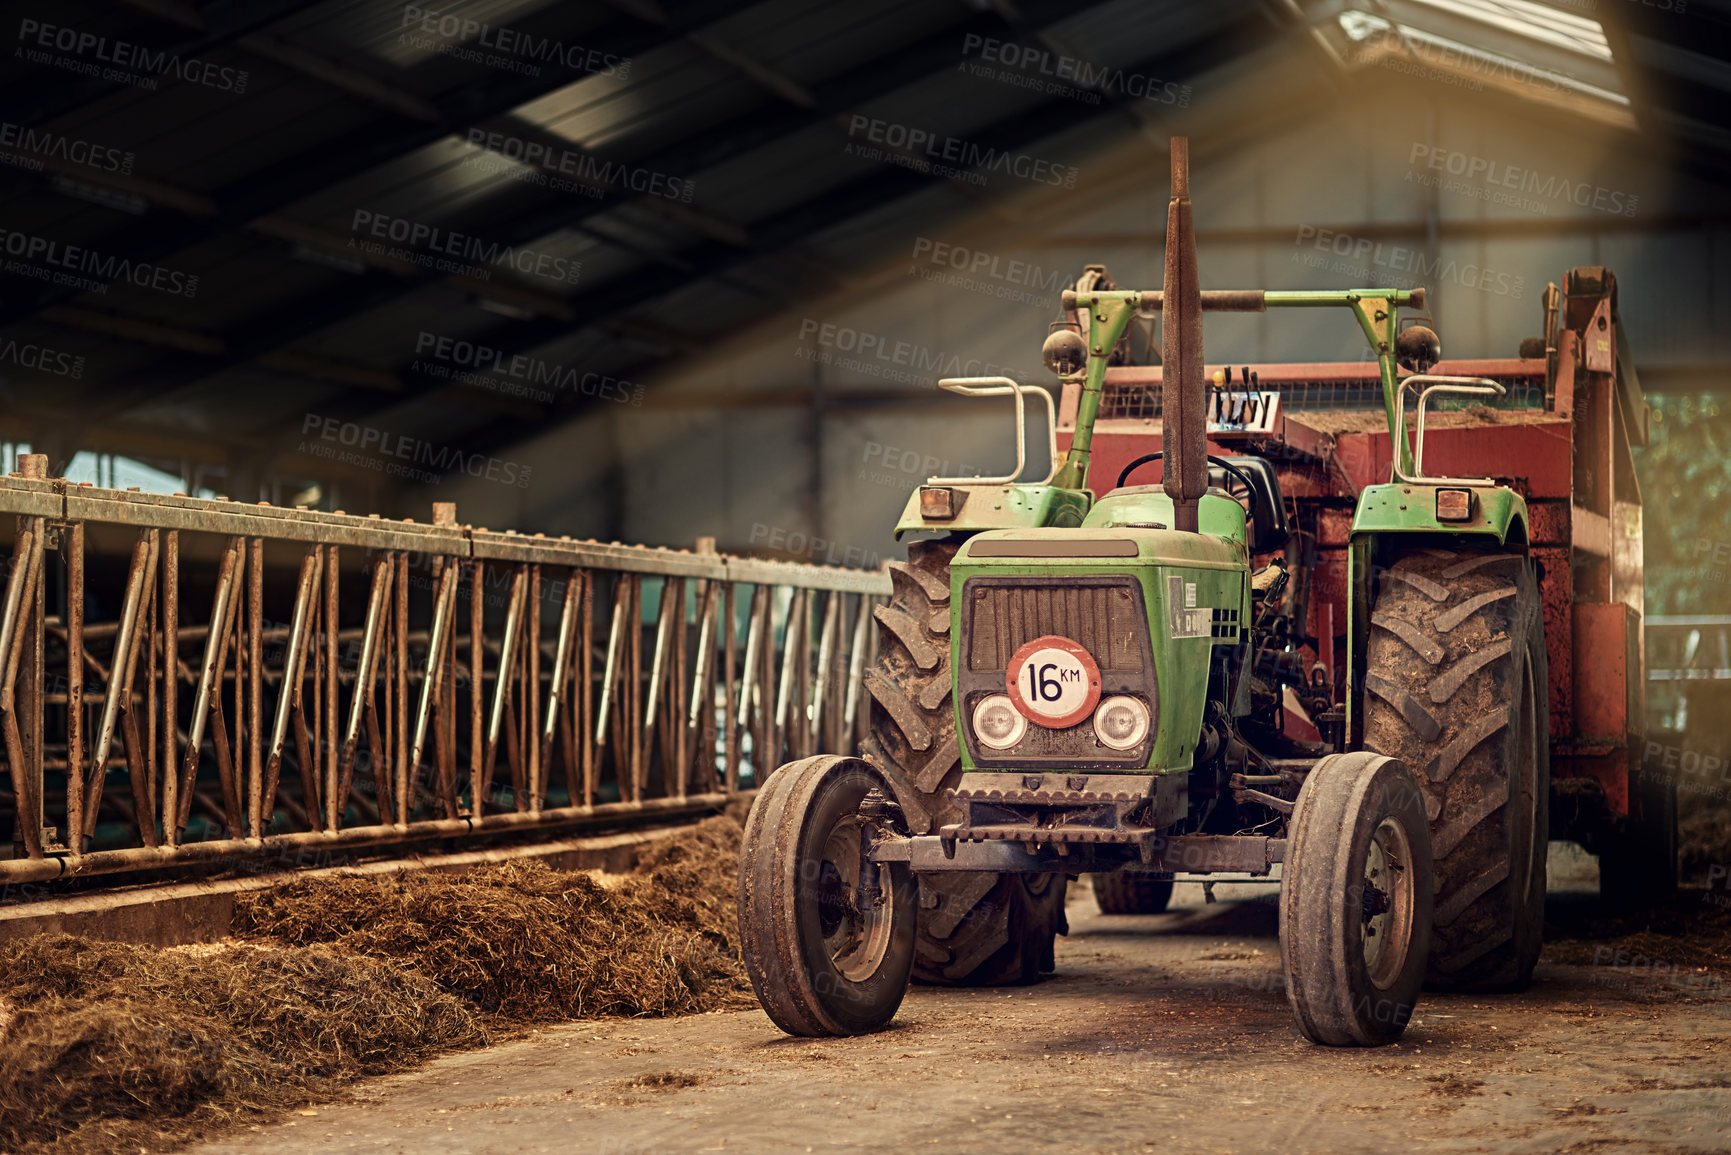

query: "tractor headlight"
xmin=1093 ymin=696 xmax=1150 ymax=750
xmin=972 ymin=694 xmax=1026 ymax=749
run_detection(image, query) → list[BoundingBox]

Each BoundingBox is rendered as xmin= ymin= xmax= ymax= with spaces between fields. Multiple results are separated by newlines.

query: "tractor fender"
xmin=1350 ymin=482 xmax=1528 ymax=546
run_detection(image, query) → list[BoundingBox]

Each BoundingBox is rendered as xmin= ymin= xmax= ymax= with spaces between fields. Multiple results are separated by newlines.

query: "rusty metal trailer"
xmin=1056 ymin=266 xmax=1661 ymax=898
xmin=0 ymin=457 xmax=889 ymax=887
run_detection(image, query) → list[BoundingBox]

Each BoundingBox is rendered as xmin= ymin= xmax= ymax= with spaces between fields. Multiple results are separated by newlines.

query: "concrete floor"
xmin=192 ymin=863 xmax=1731 ymax=1155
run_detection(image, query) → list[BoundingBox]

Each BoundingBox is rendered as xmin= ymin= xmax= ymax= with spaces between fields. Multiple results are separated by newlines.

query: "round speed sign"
xmin=1006 ymin=635 xmax=1102 ymax=728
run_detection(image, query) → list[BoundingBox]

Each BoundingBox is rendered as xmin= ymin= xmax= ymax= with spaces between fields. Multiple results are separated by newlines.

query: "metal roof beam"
xmin=0 ymin=0 xmax=312 ymax=127
xmin=0 ymin=0 xmax=767 ymax=329
xmin=685 ymin=31 xmax=818 ymax=108
xmin=599 ymin=0 xmax=817 ymax=106
xmin=431 ymin=24 xmax=1261 ymax=459
xmin=234 ymin=34 xmax=441 ymax=122
xmin=88 ymin=1 xmax=1093 ymax=417
xmin=433 ymin=20 xmax=1271 ymax=459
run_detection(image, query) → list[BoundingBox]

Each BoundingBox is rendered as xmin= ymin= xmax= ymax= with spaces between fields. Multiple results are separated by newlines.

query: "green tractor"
xmin=737 ymin=138 xmax=1546 ymax=1046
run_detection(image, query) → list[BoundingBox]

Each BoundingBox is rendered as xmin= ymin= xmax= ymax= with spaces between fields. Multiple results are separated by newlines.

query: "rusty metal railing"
xmin=0 ymin=457 xmax=889 ymax=883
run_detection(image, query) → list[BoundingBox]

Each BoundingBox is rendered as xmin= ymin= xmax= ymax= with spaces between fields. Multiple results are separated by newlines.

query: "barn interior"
xmin=1 ymin=0 xmax=1729 ymax=1151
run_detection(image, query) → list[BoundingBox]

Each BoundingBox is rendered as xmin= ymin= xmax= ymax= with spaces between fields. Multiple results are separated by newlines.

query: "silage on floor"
xmin=232 ymin=816 xmax=752 ymax=1020
xmin=0 ymin=937 xmax=484 ymax=1153
xmin=0 ymin=813 xmax=750 ymax=1154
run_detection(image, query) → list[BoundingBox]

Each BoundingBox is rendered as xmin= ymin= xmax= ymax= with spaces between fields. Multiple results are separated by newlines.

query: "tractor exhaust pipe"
xmin=1161 ymin=137 xmax=1206 ymax=534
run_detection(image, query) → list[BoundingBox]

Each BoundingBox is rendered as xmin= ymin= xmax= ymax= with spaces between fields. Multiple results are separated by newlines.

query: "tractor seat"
xmin=1211 ymin=456 xmax=1290 ymax=555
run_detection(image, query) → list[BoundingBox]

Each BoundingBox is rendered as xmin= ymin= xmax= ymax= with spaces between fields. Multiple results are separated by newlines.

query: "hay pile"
xmin=0 ymin=814 xmax=748 ymax=1153
xmin=0 ymin=938 xmax=483 ymax=1153
xmin=232 ymin=816 xmax=752 ymax=1020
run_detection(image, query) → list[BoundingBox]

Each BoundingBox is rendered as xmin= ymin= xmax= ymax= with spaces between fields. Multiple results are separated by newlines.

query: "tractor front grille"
xmin=959 ymin=575 xmax=1157 ymax=769
xmin=965 ymin=579 xmax=1148 ymax=673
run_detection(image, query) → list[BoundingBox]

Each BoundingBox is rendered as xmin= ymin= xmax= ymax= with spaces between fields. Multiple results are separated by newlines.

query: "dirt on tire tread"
xmin=861 ymin=539 xmax=1067 ymax=986
xmin=1363 ymin=547 xmax=1548 ymax=991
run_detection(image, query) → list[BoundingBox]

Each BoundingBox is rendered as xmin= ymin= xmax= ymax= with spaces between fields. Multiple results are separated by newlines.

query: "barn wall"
xmin=447 ymin=81 xmax=1728 ymax=558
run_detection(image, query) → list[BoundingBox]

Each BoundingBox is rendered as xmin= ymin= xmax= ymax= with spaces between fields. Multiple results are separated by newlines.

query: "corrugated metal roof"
xmin=0 ymin=0 xmax=1709 ymax=512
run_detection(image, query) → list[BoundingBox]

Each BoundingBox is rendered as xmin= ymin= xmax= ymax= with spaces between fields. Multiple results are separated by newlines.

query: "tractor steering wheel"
xmin=1116 ymin=452 xmax=1261 ymax=526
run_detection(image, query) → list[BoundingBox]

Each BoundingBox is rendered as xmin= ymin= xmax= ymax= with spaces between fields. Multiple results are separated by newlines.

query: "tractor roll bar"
xmin=928 ymin=377 xmax=1058 ymax=486
xmin=1059 ymin=288 xmax=1428 ymax=314
xmin=1392 ymin=374 xmax=1506 ymax=486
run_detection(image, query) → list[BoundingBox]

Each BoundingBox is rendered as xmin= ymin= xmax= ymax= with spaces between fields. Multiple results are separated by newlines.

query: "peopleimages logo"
xmin=910 ymin=237 xmax=1066 ymax=291
xmin=0 ymin=338 xmax=83 ymax=379
xmin=845 ymin=115 xmax=1078 ymax=189
xmin=0 ymin=227 xmax=198 ymax=298
xmin=859 ymin=439 xmax=982 ymax=492
xmin=16 ymin=18 xmax=248 ymax=93
xmin=0 ymin=121 xmax=134 ymax=175
xmin=908 ymin=235 xmax=1066 ymax=309
xmin=413 ymin=332 xmax=643 ymax=406
xmin=1408 ymin=144 xmax=1638 ymax=218
xmin=795 ymin=318 xmax=1035 ymax=386
xmin=463 ymin=129 xmax=695 ymax=203
xmin=400 ymin=6 xmax=630 ymax=78
xmin=748 ymin=524 xmax=881 ymax=569
xmin=349 ymin=210 xmax=581 ymax=285
xmin=299 ymin=413 xmax=532 ymax=488
xmin=1291 ymin=225 xmax=1524 ymax=300
xmin=959 ymin=34 xmax=1191 ymax=107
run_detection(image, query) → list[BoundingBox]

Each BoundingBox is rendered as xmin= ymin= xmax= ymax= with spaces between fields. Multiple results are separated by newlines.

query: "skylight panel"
xmin=1341 ymin=11 xmax=1629 ymax=106
xmin=1407 ymin=0 xmax=1613 ymax=62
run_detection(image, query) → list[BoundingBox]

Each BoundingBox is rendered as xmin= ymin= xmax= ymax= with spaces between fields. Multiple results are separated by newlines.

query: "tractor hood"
xmin=948 ymin=524 xmax=1247 ymax=778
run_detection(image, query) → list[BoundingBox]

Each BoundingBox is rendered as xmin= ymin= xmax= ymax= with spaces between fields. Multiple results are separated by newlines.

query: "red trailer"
xmin=1055 ymin=266 xmax=1664 ymax=899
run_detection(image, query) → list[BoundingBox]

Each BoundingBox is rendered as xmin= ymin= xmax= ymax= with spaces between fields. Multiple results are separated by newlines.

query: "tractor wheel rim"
xmin=1362 ymin=815 xmax=1417 ymax=990
xmin=820 ymin=819 xmax=894 ymax=982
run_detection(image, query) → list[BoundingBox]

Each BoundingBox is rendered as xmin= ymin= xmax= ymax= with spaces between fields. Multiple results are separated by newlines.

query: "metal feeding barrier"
xmin=1647 ymin=615 xmax=1731 ymax=734
xmin=0 ymin=456 xmax=889 ymax=884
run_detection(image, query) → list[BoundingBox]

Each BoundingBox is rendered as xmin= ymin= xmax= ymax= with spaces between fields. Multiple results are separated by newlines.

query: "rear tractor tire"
xmin=737 ymin=756 xmax=916 ymax=1037
xmin=1282 ymin=751 xmax=1433 ymax=1046
xmin=860 ymin=539 xmax=1068 ymax=986
xmin=1363 ymin=546 xmax=1549 ymax=991
xmin=1092 ymin=872 xmax=1175 ymax=915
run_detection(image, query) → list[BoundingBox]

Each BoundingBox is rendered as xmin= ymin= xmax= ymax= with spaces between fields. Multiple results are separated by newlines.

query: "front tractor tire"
xmin=738 ymin=756 xmax=916 ymax=1037
xmin=1363 ymin=547 xmax=1550 ymax=991
xmin=1092 ymin=872 xmax=1175 ymax=915
xmin=861 ymin=540 xmax=1068 ymax=986
xmin=1282 ymin=751 xmax=1434 ymax=1047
